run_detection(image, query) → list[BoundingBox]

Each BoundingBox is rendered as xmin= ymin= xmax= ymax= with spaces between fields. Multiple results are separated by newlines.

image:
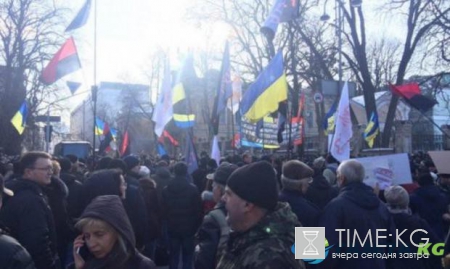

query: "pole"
xmin=329 ymin=0 xmax=343 ymax=153
xmin=230 ymin=95 xmax=236 ymax=156
xmin=92 ymin=0 xmax=98 ymax=161
xmin=46 ymin=107 xmax=50 ymax=152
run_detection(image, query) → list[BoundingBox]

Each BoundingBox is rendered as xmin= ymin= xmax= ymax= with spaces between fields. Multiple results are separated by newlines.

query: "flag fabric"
xmin=297 ymin=92 xmax=305 ymax=118
xmin=65 ymin=0 xmax=92 ymax=32
xmin=152 ymin=61 xmax=173 ymax=137
xmin=158 ymin=130 xmax=179 ymax=146
xmin=231 ymin=133 xmax=241 ymax=149
xmin=10 ymin=101 xmax=28 ymax=135
xmin=41 ymin=37 xmax=82 ymax=85
xmin=211 ymin=135 xmax=221 ymax=166
xmin=66 ymin=81 xmax=81 ymax=95
xmin=211 ymin=41 xmax=233 ymax=135
xmin=95 ymin=117 xmax=105 ymax=135
xmin=185 ymin=132 xmax=198 ymax=175
xmin=364 ymin=111 xmax=380 ymax=148
xmin=120 ymin=131 xmax=130 ymax=156
xmin=157 ymin=143 xmax=167 ymax=156
xmin=323 ymin=102 xmax=337 ymax=135
xmin=260 ymin=0 xmax=299 ymax=39
xmin=172 ymin=55 xmax=196 ymax=128
xmin=277 ymin=101 xmax=287 ymax=143
xmin=240 ymin=51 xmax=288 ymax=122
xmin=330 ymin=82 xmax=353 ymax=162
xmin=110 ymin=127 xmax=117 ymax=141
xmin=389 ymin=83 xmax=437 ymax=112
xmin=227 ymin=75 xmax=242 ymax=114
xmin=99 ymin=122 xmax=114 ymax=154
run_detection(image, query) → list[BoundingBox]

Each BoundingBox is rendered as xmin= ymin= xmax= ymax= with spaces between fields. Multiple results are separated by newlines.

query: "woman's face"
xmin=83 ymin=222 xmax=118 ymax=259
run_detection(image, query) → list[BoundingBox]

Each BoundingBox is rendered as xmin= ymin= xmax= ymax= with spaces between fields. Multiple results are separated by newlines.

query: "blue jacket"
xmin=318 ymin=182 xmax=395 ymax=269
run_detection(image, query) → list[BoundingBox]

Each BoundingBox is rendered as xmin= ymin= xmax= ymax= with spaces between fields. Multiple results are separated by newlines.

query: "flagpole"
xmin=230 ymin=95 xmax=236 ymax=156
xmin=91 ymin=0 xmax=98 ymax=162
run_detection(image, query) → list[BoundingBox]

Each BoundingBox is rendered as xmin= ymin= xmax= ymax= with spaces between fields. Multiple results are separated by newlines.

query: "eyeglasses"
xmin=31 ymin=167 xmax=53 ymax=172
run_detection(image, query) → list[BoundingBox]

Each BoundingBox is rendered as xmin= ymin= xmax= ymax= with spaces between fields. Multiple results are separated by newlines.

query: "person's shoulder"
xmin=240 ymin=243 xmax=302 ymax=269
xmin=0 ymin=234 xmax=35 ymax=267
xmin=133 ymin=252 xmax=156 ymax=269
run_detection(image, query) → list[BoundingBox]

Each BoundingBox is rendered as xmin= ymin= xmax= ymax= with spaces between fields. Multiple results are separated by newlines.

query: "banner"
xmin=239 ymin=116 xmax=303 ymax=148
xmin=356 ymin=153 xmax=412 ymax=189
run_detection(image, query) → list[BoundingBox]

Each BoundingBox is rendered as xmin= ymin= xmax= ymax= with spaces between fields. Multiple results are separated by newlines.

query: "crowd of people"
xmin=0 ymin=150 xmax=449 ymax=269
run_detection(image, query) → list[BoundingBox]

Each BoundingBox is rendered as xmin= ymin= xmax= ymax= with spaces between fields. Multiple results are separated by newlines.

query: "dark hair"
xmin=417 ymin=173 xmax=434 ymax=186
xmin=83 ymin=169 xmax=123 ymax=207
xmin=58 ymin=158 xmax=72 ymax=172
xmin=96 ymin=157 xmax=113 ymax=170
xmin=20 ymin=151 xmax=52 ymax=173
xmin=108 ymin=159 xmax=127 ymax=174
xmin=65 ymin=154 xmax=78 ymax=164
xmin=173 ymin=162 xmax=188 ymax=176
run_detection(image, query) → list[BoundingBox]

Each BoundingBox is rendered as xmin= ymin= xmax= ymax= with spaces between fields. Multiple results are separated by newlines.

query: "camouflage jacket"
xmin=216 ymin=202 xmax=305 ymax=269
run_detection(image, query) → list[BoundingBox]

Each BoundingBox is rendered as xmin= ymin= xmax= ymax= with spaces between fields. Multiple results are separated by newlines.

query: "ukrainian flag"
xmin=240 ymin=51 xmax=288 ymax=123
xmin=95 ymin=117 xmax=104 ymax=135
xmin=172 ymin=55 xmax=196 ymax=128
xmin=10 ymin=101 xmax=28 ymax=135
xmin=364 ymin=111 xmax=380 ymax=148
xmin=323 ymin=102 xmax=337 ymax=135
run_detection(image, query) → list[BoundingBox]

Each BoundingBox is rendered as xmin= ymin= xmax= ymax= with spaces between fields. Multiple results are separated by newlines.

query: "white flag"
xmin=211 ymin=135 xmax=221 ymax=166
xmin=330 ymin=82 xmax=353 ymax=162
xmin=227 ymin=75 xmax=242 ymax=114
xmin=152 ymin=62 xmax=173 ymax=137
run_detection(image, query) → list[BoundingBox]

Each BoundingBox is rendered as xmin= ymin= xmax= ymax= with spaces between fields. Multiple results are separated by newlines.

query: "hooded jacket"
xmin=216 ymin=202 xmax=305 ymax=269
xmin=318 ymin=182 xmax=395 ymax=269
xmin=305 ymin=173 xmax=338 ymax=209
xmin=410 ymin=185 xmax=448 ymax=240
xmin=60 ymin=172 xmax=84 ymax=220
xmin=70 ymin=195 xmax=155 ymax=269
xmin=0 ymin=178 xmax=59 ymax=269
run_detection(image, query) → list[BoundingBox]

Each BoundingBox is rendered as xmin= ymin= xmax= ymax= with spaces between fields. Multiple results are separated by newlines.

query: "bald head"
xmin=337 ymin=159 xmax=365 ymax=186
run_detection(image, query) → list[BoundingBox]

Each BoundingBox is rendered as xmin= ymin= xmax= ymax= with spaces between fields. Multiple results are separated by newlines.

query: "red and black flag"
xmin=389 ymin=83 xmax=437 ymax=112
xmin=99 ymin=122 xmax=114 ymax=154
xmin=120 ymin=130 xmax=130 ymax=157
xmin=41 ymin=37 xmax=82 ymax=85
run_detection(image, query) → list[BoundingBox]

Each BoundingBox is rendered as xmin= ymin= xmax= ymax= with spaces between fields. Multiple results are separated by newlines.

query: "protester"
xmin=305 ymin=156 xmax=338 ymax=209
xmin=318 ymin=159 xmax=395 ymax=269
xmin=139 ymin=177 xmax=161 ymax=260
xmin=0 ymin=152 xmax=60 ymax=269
xmin=195 ymin=162 xmax=237 ymax=269
xmin=59 ymin=157 xmax=84 ymax=220
xmin=410 ymin=173 xmax=448 ymax=240
xmin=279 ymin=160 xmax=320 ymax=227
xmin=384 ymin=185 xmax=441 ymax=269
xmin=70 ymin=195 xmax=155 ymax=269
xmin=0 ymin=174 xmax=36 ymax=269
xmin=162 ymin=162 xmax=203 ymax=269
xmin=216 ymin=161 xmax=305 ymax=269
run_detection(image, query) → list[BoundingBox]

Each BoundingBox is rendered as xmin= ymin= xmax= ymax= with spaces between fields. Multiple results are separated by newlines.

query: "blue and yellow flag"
xmin=95 ymin=117 xmax=105 ymax=135
xmin=323 ymin=102 xmax=337 ymax=135
xmin=240 ymin=51 xmax=288 ymax=123
xmin=364 ymin=111 xmax=380 ymax=148
xmin=11 ymin=101 xmax=28 ymax=135
xmin=173 ymin=55 xmax=196 ymax=128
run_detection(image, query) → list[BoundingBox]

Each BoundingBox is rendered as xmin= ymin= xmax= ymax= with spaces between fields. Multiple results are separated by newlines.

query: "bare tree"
xmin=0 ymin=0 xmax=65 ymax=154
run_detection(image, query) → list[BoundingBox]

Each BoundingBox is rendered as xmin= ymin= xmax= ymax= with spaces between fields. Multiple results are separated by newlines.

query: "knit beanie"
xmin=227 ymin=161 xmax=278 ymax=211
xmin=282 ymin=160 xmax=314 ymax=180
xmin=213 ymin=162 xmax=238 ymax=186
xmin=123 ymin=155 xmax=140 ymax=171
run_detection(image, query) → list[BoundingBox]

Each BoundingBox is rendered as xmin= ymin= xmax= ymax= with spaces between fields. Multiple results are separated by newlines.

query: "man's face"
xmin=223 ymin=186 xmax=248 ymax=231
xmin=24 ymin=158 xmax=53 ymax=185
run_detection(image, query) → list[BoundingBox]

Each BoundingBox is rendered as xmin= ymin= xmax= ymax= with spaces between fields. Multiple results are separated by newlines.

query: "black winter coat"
xmin=0 ymin=179 xmax=60 ymax=269
xmin=318 ymin=182 xmax=395 ymax=269
xmin=0 ymin=227 xmax=36 ymax=269
xmin=195 ymin=202 xmax=227 ymax=269
xmin=305 ymin=174 xmax=338 ymax=209
xmin=410 ymin=185 xmax=448 ymax=241
xmin=162 ymin=176 xmax=203 ymax=237
xmin=60 ymin=172 xmax=84 ymax=220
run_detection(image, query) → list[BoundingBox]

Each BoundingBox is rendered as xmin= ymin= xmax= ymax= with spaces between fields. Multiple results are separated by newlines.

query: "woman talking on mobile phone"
xmin=69 ymin=195 xmax=155 ymax=269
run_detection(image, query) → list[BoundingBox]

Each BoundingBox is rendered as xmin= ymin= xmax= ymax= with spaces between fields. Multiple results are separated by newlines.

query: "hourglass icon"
xmin=302 ymin=231 xmax=319 ymax=255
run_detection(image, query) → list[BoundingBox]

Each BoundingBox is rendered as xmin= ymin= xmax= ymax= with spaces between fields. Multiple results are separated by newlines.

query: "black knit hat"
xmin=227 ymin=161 xmax=278 ymax=211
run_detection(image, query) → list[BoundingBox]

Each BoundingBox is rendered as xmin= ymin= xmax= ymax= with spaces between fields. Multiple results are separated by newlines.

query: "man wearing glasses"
xmin=0 ymin=151 xmax=60 ymax=269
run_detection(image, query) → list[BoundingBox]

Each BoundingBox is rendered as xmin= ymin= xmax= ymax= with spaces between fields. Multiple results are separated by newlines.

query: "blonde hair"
xmin=52 ymin=160 xmax=61 ymax=176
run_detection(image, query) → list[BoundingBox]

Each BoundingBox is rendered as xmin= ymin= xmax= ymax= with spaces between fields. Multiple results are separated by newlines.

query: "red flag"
xmin=158 ymin=130 xmax=179 ymax=146
xmin=297 ymin=92 xmax=305 ymax=118
xmin=41 ymin=37 xmax=81 ymax=85
xmin=120 ymin=131 xmax=130 ymax=156
xmin=99 ymin=122 xmax=113 ymax=153
xmin=389 ymin=83 xmax=436 ymax=112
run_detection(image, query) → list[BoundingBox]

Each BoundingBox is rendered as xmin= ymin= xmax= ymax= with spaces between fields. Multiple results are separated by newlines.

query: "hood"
xmin=60 ymin=172 xmax=77 ymax=185
xmin=139 ymin=178 xmax=156 ymax=190
xmin=340 ymin=182 xmax=380 ymax=209
xmin=414 ymin=185 xmax=442 ymax=201
xmin=229 ymin=202 xmax=299 ymax=253
xmin=80 ymin=195 xmax=136 ymax=252
xmin=311 ymin=174 xmax=332 ymax=190
xmin=6 ymin=178 xmax=43 ymax=195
